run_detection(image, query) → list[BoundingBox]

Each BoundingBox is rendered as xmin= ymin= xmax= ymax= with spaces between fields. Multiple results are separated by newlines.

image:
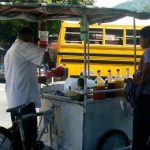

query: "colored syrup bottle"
xmin=105 ymin=70 xmax=115 ymax=98
xmin=114 ymin=69 xmax=124 ymax=97
xmin=93 ymin=70 xmax=105 ymax=100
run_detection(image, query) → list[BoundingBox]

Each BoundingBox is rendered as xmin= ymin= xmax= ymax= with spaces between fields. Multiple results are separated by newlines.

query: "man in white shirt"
xmin=4 ymin=27 xmax=50 ymax=150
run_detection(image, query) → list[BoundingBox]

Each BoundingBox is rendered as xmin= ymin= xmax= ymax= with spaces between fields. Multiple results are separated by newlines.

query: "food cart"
xmin=1 ymin=2 xmax=150 ymax=150
xmin=41 ymin=84 xmax=133 ymax=150
xmin=39 ymin=12 xmax=135 ymax=150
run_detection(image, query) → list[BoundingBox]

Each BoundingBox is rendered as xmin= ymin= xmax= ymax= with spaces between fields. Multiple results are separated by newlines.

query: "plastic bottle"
xmin=124 ymin=68 xmax=133 ymax=79
xmin=38 ymin=31 xmax=49 ymax=48
xmin=64 ymin=78 xmax=78 ymax=97
xmin=78 ymin=72 xmax=84 ymax=89
xmin=95 ymin=70 xmax=105 ymax=86
xmin=114 ymin=69 xmax=124 ymax=81
xmin=105 ymin=70 xmax=115 ymax=98
xmin=105 ymin=70 xmax=114 ymax=85
xmin=93 ymin=70 xmax=105 ymax=100
xmin=77 ymin=72 xmax=84 ymax=101
xmin=114 ymin=69 xmax=124 ymax=97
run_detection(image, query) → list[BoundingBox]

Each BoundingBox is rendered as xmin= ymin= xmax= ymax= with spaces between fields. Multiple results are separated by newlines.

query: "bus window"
xmin=89 ymin=28 xmax=103 ymax=44
xmin=126 ymin=29 xmax=140 ymax=45
xmin=105 ymin=29 xmax=123 ymax=45
xmin=65 ymin=27 xmax=82 ymax=43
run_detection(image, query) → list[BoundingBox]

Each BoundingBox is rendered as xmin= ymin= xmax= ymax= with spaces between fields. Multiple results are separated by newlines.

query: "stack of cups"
xmin=38 ymin=31 xmax=49 ymax=48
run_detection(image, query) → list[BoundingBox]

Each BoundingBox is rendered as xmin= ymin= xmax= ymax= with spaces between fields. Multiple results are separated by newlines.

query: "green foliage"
xmin=0 ymin=19 xmax=61 ymax=48
xmin=10 ymin=0 xmax=94 ymax=5
xmin=0 ymin=20 xmax=30 ymax=48
xmin=13 ymin=0 xmax=38 ymax=2
xmin=144 ymin=4 xmax=150 ymax=12
xmin=114 ymin=0 xmax=150 ymax=12
xmin=59 ymin=0 xmax=94 ymax=5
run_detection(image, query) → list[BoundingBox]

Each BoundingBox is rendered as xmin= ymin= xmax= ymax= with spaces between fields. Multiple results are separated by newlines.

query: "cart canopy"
xmin=0 ymin=2 xmax=150 ymax=23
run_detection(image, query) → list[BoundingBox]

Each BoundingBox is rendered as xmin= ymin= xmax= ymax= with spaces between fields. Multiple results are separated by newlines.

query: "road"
xmin=0 ymin=83 xmax=11 ymax=128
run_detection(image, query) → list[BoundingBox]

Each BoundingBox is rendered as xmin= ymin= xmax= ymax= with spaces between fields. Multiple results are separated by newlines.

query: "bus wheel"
xmin=97 ymin=129 xmax=130 ymax=150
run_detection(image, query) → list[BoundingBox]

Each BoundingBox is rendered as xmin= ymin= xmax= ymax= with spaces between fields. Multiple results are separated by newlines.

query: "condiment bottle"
xmin=114 ymin=69 xmax=124 ymax=97
xmin=105 ymin=70 xmax=114 ymax=85
xmin=77 ymin=72 xmax=84 ymax=101
xmin=105 ymin=70 xmax=115 ymax=98
xmin=93 ymin=70 xmax=105 ymax=100
xmin=95 ymin=70 xmax=105 ymax=86
xmin=124 ymin=68 xmax=133 ymax=79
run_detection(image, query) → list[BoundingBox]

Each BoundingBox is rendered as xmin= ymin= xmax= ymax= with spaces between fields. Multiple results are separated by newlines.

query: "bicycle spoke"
xmin=0 ymin=127 xmax=13 ymax=150
xmin=0 ymin=136 xmax=12 ymax=149
xmin=0 ymin=136 xmax=6 ymax=148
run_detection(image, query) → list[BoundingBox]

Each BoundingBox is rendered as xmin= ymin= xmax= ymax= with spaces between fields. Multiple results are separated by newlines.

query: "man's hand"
xmin=38 ymin=76 xmax=47 ymax=84
xmin=43 ymin=51 xmax=56 ymax=70
xmin=132 ymin=77 xmax=143 ymax=85
xmin=43 ymin=51 xmax=50 ymax=64
xmin=49 ymin=61 xmax=56 ymax=70
xmin=124 ymin=78 xmax=133 ymax=83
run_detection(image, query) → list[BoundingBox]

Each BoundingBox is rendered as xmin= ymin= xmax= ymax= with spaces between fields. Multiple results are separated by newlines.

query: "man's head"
xmin=17 ymin=27 xmax=34 ymax=43
xmin=139 ymin=26 xmax=150 ymax=49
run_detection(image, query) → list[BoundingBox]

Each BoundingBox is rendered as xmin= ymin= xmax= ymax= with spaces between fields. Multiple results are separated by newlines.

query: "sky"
xmin=94 ymin=0 xmax=131 ymax=8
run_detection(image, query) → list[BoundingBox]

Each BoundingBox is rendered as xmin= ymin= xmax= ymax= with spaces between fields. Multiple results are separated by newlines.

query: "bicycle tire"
xmin=97 ymin=129 xmax=130 ymax=150
xmin=0 ymin=126 xmax=14 ymax=150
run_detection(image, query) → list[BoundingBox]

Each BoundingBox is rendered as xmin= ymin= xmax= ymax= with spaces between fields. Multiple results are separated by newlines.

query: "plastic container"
xmin=64 ymin=78 xmax=78 ymax=97
xmin=93 ymin=85 xmax=106 ymax=100
xmin=95 ymin=70 xmax=105 ymax=86
xmin=114 ymin=81 xmax=124 ymax=97
xmin=64 ymin=78 xmax=95 ymax=97
xmin=38 ymin=31 xmax=49 ymax=48
xmin=106 ymin=82 xmax=116 ymax=98
xmin=114 ymin=69 xmax=124 ymax=97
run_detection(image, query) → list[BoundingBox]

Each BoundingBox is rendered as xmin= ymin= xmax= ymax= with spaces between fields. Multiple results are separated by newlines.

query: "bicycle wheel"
xmin=0 ymin=127 xmax=13 ymax=150
xmin=97 ymin=129 xmax=130 ymax=150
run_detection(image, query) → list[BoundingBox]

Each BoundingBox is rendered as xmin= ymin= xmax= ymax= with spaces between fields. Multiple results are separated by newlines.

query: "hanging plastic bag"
xmin=124 ymin=71 xmax=143 ymax=108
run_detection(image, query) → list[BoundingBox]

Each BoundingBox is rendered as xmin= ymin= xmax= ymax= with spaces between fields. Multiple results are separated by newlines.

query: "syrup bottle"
xmin=105 ymin=70 xmax=114 ymax=85
xmin=114 ymin=69 xmax=124 ymax=81
xmin=77 ymin=72 xmax=84 ymax=101
xmin=124 ymin=68 xmax=133 ymax=79
xmin=114 ymin=69 xmax=124 ymax=97
xmin=95 ymin=70 xmax=105 ymax=86
xmin=105 ymin=70 xmax=115 ymax=98
xmin=93 ymin=70 xmax=105 ymax=100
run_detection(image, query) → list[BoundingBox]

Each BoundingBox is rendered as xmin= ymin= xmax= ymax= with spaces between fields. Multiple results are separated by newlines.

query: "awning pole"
xmin=82 ymin=15 xmax=88 ymax=97
xmin=82 ymin=15 xmax=88 ymax=150
xmin=133 ymin=17 xmax=137 ymax=73
xmin=87 ymin=24 xmax=90 ymax=78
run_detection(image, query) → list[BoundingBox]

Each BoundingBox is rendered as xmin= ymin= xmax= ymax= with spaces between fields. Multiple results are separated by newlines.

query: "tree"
xmin=7 ymin=0 xmax=94 ymax=5
xmin=144 ymin=5 xmax=150 ymax=12
xmin=52 ymin=0 xmax=94 ymax=5
xmin=0 ymin=20 xmax=38 ymax=49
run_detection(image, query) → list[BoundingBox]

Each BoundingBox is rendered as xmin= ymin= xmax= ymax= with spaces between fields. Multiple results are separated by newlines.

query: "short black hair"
xmin=139 ymin=26 xmax=150 ymax=38
xmin=17 ymin=27 xmax=34 ymax=35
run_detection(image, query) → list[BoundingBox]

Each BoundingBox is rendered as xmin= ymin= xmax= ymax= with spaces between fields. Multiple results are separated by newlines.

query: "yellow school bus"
xmin=57 ymin=21 xmax=143 ymax=77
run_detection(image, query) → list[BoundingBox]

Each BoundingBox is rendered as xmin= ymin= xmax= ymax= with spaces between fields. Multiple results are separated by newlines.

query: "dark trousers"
xmin=11 ymin=103 xmax=37 ymax=150
xmin=132 ymin=94 xmax=150 ymax=150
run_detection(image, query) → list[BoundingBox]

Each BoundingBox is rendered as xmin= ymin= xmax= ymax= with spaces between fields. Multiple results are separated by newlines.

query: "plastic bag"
xmin=124 ymin=71 xmax=143 ymax=108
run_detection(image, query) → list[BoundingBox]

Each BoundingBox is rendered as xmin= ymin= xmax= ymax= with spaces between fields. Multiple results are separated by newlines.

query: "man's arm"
xmin=133 ymin=62 xmax=150 ymax=85
xmin=43 ymin=51 xmax=56 ymax=70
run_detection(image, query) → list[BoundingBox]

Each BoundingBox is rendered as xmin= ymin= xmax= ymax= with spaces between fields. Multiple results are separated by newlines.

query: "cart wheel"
xmin=97 ymin=129 xmax=130 ymax=150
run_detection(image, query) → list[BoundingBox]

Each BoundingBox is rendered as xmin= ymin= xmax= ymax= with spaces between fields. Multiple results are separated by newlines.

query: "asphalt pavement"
xmin=0 ymin=83 xmax=11 ymax=128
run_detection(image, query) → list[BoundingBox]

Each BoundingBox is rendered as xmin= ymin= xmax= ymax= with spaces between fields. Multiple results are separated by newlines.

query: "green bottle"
xmin=77 ymin=72 xmax=84 ymax=101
